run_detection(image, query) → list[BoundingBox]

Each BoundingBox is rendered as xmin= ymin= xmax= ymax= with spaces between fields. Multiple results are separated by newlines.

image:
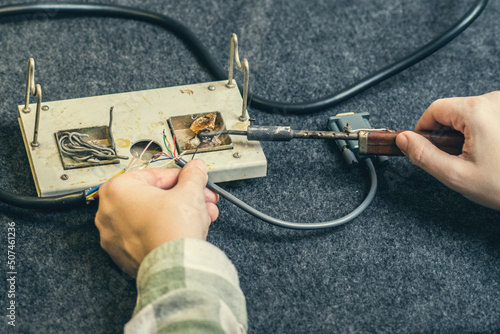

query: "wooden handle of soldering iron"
xmin=359 ymin=130 xmax=465 ymax=156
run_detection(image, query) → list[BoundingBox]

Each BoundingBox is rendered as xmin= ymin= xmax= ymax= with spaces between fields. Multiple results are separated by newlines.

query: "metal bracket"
xmin=23 ymin=58 xmax=43 ymax=148
xmin=226 ymin=33 xmax=249 ymax=122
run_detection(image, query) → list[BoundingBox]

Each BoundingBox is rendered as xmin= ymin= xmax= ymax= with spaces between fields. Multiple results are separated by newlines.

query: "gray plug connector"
xmin=327 ymin=112 xmax=389 ymax=168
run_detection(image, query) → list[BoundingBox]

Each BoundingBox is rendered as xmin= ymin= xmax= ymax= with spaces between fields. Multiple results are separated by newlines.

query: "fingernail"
xmin=396 ymin=133 xmax=408 ymax=156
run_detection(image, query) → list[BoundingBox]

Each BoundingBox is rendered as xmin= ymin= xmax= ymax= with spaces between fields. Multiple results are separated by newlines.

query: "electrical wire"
xmin=85 ymin=169 xmax=125 ymax=199
xmin=250 ymin=0 xmax=489 ymax=114
xmin=176 ymin=158 xmax=378 ymax=230
xmin=0 ymin=0 xmax=489 ymax=115
xmin=140 ymin=136 xmax=177 ymax=168
xmin=85 ymin=140 xmax=157 ymax=200
xmin=148 ymin=151 xmax=175 ymax=168
xmin=163 ymin=130 xmax=175 ymax=158
xmin=191 ymin=142 xmax=202 ymax=160
xmin=172 ymin=135 xmax=177 ymax=159
xmin=108 ymin=107 xmax=116 ymax=150
xmin=137 ymin=140 xmax=154 ymax=162
xmin=0 ymin=189 xmax=86 ymax=210
xmin=58 ymin=131 xmax=126 ymax=162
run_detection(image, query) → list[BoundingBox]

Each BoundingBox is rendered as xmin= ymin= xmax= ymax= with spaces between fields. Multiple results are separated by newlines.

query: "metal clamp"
xmin=358 ymin=131 xmax=369 ymax=155
xmin=226 ymin=33 xmax=249 ymax=122
xmin=23 ymin=58 xmax=43 ymax=148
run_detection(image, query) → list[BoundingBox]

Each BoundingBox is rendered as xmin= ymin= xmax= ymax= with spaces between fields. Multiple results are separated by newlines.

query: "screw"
xmin=60 ymin=174 xmax=69 ymax=180
xmin=233 ymin=152 xmax=241 ymax=159
xmin=42 ymin=105 xmax=49 ymax=111
xmin=208 ymin=85 xmax=216 ymax=91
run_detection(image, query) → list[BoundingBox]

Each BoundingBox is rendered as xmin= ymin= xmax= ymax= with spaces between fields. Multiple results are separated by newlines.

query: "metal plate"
xmin=18 ymin=80 xmax=267 ymax=197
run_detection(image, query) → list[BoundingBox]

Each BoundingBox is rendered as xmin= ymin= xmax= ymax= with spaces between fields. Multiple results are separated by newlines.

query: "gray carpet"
xmin=1 ymin=0 xmax=499 ymax=333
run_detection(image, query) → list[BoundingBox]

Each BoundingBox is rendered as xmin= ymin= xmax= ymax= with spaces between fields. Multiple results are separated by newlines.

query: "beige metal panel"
xmin=18 ymin=80 xmax=267 ymax=197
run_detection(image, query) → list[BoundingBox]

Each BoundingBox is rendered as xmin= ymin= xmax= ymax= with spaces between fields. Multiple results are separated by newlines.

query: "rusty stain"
xmin=180 ymin=89 xmax=194 ymax=96
xmin=115 ymin=138 xmax=131 ymax=148
xmin=151 ymin=122 xmax=159 ymax=129
xmin=93 ymin=139 xmax=110 ymax=146
xmin=69 ymin=181 xmax=87 ymax=186
xmin=232 ymin=122 xmax=250 ymax=131
xmin=142 ymin=96 xmax=152 ymax=105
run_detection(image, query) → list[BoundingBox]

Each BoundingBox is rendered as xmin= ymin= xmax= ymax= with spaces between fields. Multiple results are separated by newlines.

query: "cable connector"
xmin=328 ymin=112 xmax=389 ymax=168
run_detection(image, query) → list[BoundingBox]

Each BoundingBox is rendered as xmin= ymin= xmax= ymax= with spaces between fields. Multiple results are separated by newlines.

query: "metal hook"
xmin=31 ymin=84 xmax=42 ymax=147
xmin=226 ymin=34 xmax=250 ymax=122
xmin=22 ymin=58 xmax=43 ymax=147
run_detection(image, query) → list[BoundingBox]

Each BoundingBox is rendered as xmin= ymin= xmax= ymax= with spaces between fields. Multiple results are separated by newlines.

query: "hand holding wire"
xmin=94 ymin=159 xmax=218 ymax=277
xmin=86 ymin=131 xmax=180 ymax=200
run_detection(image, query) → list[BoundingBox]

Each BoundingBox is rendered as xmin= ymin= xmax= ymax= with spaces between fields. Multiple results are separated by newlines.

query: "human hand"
xmin=95 ymin=159 xmax=219 ymax=277
xmin=396 ymin=91 xmax=500 ymax=210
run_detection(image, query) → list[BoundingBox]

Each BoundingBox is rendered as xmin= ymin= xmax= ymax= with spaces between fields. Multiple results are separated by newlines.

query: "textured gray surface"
xmin=1 ymin=0 xmax=499 ymax=333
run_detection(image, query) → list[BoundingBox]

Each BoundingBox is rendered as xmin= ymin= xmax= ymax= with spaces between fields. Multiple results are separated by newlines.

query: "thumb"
xmin=175 ymin=159 xmax=209 ymax=194
xmin=396 ymin=131 xmax=467 ymax=188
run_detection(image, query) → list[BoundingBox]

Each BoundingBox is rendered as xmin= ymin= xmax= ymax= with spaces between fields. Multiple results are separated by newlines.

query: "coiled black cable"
xmin=0 ymin=0 xmax=489 ymax=209
xmin=0 ymin=0 xmax=489 ymax=115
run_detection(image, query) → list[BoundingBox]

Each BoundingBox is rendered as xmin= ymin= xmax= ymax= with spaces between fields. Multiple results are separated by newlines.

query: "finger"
xmin=415 ymin=96 xmax=470 ymax=132
xmin=126 ymin=168 xmax=182 ymax=189
xmin=98 ymin=168 xmax=182 ymax=204
xmin=175 ymin=159 xmax=208 ymax=193
xmin=204 ymin=188 xmax=219 ymax=204
xmin=396 ymin=131 xmax=469 ymax=190
xmin=206 ymin=202 xmax=219 ymax=223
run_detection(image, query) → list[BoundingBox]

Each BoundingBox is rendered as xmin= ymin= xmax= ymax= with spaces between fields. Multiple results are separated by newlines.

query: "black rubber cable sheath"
xmin=0 ymin=189 xmax=86 ymax=210
xmin=0 ymin=0 xmax=489 ymax=115
xmin=251 ymin=0 xmax=489 ymax=114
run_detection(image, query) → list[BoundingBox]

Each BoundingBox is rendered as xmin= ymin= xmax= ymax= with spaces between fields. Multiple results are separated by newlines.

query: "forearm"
xmin=125 ymin=238 xmax=247 ymax=334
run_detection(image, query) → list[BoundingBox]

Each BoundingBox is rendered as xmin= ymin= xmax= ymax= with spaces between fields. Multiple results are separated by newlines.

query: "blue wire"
xmin=150 ymin=158 xmax=173 ymax=163
xmin=86 ymin=184 xmax=102 ymax=196
xmin=86 ymin=156 xmax=173 ymax=195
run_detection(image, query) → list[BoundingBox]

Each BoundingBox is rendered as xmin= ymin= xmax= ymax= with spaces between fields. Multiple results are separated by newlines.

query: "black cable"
xmin=0 ymin=0 xmax=489 ymax=115
xmin=0 ymin=1 xmax=488 ymax=209
xmin=251 ymin=0 xmax=489 ymax=114
xmin=109 ymin=106 xmax=115 ymax=152
xmin=176 ymin=158 xmax=378 ymax=230
xmin=0 ymin=189 xmax=86 ymax=210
